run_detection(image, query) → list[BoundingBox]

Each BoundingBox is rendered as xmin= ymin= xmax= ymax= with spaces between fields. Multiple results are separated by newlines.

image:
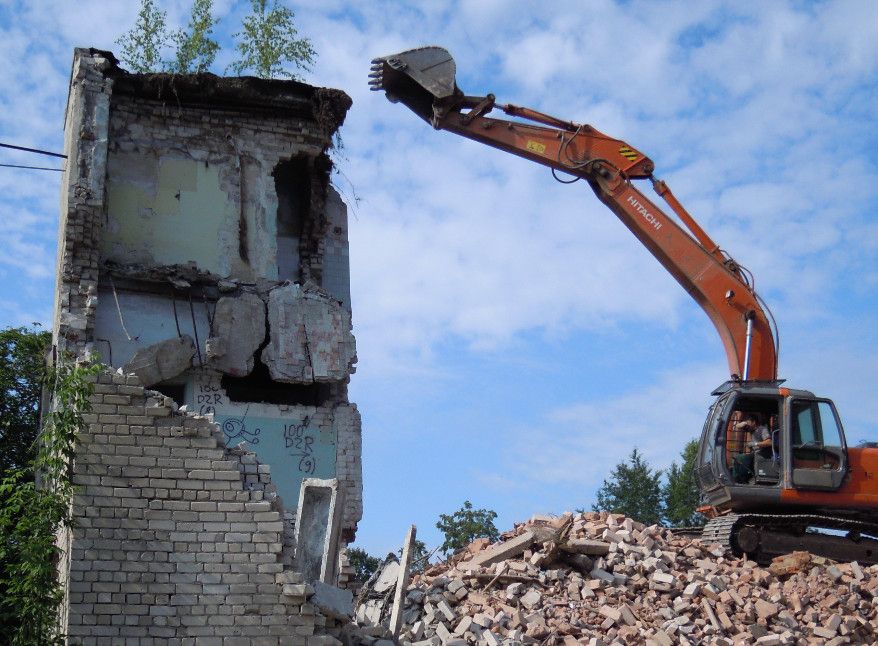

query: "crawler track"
xmin=702 ymin=513 xmax=878 ymax=564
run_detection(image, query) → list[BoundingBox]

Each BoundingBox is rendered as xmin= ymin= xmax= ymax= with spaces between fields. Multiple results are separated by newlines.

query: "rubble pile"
xmin=355 ymin=512 xmax=878 ymax=646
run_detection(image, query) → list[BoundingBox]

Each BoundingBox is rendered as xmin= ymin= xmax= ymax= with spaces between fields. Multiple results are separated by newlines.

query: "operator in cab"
xmin=732 ymin=414 xmax=773 ymax=483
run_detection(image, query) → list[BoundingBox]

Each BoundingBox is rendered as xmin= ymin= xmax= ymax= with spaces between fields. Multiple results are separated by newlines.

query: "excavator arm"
xmin=370 ymin=46 xmax=777 ymax=381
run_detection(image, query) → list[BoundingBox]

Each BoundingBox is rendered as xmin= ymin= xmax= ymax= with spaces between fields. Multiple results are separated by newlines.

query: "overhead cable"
xmin=0 ymin=163 xmax=63 ymax=171
xmin=0 ymin=142 xmax=67 ymax=159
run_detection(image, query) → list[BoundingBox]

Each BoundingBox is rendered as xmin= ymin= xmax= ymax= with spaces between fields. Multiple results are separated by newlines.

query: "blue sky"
xmin=1 ymin=0 xmax=877 ymax=557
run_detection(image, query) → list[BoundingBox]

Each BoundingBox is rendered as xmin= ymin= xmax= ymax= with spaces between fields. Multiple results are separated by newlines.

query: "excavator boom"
xmin=370 ymin=47 xmax=777 ymax=381
xmin=372 ymin=46 xmax=878 ymax=566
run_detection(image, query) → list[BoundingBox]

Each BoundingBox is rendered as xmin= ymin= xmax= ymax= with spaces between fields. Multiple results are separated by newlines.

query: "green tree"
xmin=663 ymin=439 xmax=705 ymax=527
xmin=0 ymin=356 xmax=100 ymax=644
xmin=170 ymin=0 xmax=220 ymax=73
xmin=436 ymin=501 xmax=499 ymax=557
xmin=229 ymin=0 xmax=316 ymax=79
xmin=347 ymin=546 xmax=381 ymax=582
xmin=399 ymin=538 xmax=431 ymax=573
xmin=593 ymin=448 xmax=663 ymax=525
xmin=0 ymin=326 xmax=51 ymax=476
xmin=116 ymin=0 xmax=170 ymax=73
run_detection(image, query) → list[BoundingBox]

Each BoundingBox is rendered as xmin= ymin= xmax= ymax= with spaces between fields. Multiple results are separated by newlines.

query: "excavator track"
xmin=702 ymin=513 xmax=878 ymax=565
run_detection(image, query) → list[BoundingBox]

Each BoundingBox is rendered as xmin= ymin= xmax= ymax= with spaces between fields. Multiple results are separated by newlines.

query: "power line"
xmin=0 ymin=163 xmax=63 ymax=172
xmin=0 ymin=142 xmax=66 ymax=159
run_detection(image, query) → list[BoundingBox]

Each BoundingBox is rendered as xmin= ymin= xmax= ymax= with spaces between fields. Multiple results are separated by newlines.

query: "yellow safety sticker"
xmin=526 ymin=140 xmax=547 ymax=155
xmin=619 ymin=146 xmax=638 ymax=161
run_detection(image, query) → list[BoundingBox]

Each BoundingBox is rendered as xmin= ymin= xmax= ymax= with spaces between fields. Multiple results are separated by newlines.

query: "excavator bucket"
xmin=369 ymin=46 xmax=461 ymax=122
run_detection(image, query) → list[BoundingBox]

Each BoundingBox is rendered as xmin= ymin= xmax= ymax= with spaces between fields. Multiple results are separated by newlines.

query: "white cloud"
xmin=476 ymin=363 xmax=722 ymax=493
xmin=313 ymin=0 xmax=878 ymax=377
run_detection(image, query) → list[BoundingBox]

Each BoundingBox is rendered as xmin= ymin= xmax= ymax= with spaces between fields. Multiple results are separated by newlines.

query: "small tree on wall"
xmin=229 ymin=0 xmax=316 ymax=79
xmin=116 ymin=0 xmax=318 ymax=79
xmin=170 ymin=0 xmax=220 ymax=74
xmin=116 ymin=0 xmax=170 ymax=73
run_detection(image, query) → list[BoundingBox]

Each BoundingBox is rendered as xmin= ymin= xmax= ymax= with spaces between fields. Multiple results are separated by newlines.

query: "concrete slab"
xmin=261 ymin=284 xmax=356 ymax=383
xmin=310 ymin=580 xmax=352 ymax=621
xmin=123 ymin=335 xmax=195 ymax=386
xmin=205 ymin=293 xmax=265 ymax=376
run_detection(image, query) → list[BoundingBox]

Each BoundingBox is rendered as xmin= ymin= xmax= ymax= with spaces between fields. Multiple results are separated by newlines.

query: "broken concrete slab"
xmin=390 ymin=525 xmax=417 ymax=638
xmin=205 ymin=292 xmax=265 ymax=376
xmin=261 ymin=283 xmax=356 ymax=383
xmin=458 ymin=531 xmax=536 ymax=571
xmin=310 ymin=580 xmax=353 ymax=621
xmin=122 ymin=335 xmax=195 ymax=386
xmin=560 ymin=538 xmax=611 ymax=556
xmin=374 ymin=560 xmax=401 ymax=593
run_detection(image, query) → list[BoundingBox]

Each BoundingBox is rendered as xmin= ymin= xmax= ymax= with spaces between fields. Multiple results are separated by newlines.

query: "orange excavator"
xmin=370 ymin=46 xmax=878 ymax=563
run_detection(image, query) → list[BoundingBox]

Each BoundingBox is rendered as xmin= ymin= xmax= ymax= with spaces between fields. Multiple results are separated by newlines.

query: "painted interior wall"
xmin=93 ymin=289 xmax=211 ymax=368
xmin=187 ymin=371 xmax=341 ymax=509
xmin=104 ymin=154 xmax=239 ymax=276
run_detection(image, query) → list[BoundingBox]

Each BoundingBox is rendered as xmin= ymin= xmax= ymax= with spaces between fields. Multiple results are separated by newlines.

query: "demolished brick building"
xmin=53 ymin=48 xmax=362 ymax=641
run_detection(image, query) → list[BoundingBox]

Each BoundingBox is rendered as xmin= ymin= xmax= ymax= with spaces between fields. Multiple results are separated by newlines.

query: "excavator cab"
xmin=696 ymin=382 xmax=850 ymax=510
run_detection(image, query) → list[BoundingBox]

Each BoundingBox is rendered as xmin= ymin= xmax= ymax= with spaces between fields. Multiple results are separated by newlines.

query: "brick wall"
xmin=55 ymin=49 xmax=363 ymax=641
xmin=63 ymin=371 xmax=332 ymax=644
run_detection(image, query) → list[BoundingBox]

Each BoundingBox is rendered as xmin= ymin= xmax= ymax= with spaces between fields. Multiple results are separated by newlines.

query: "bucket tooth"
xmin=368 ymin=46 xmax=461 ymax=121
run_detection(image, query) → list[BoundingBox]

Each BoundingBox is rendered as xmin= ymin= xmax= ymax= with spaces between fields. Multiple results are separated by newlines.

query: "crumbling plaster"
xmin=55 ymin=48 xmax=363 ymax=556
xmin=103 ymin=98 xmax=330 ymax=284
xmin=53 ymin=50 xmax=113 ymax=353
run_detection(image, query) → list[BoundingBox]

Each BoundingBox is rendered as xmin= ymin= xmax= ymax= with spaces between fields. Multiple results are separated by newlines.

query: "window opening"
xmin=274 ymin=157 xmax=311 ymax=282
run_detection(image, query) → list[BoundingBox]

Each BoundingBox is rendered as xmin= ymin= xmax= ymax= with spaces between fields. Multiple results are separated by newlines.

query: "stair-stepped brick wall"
xmin=62 ymin=370 xmax=329 ymax=644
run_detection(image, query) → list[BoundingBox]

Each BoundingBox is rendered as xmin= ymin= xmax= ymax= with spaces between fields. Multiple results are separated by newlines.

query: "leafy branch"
xmin=0 ymin=356 xmax=100 ymax=644
xmin=229 ymin=0 xmax=316 ymax=79
xmin=170 ymin=0 xmax=220 ymax=74
xmin=115 ymin=0 xmax=169 ymax=73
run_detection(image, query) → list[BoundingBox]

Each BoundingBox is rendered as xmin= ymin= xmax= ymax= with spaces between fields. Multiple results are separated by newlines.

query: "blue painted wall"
xmin=216 ymin=414 xmax=337 ymax=505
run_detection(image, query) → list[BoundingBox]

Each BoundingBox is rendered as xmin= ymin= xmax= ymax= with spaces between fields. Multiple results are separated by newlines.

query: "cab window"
xmin=791 ymin=400 xmax=843 ymax=449
xmin=790 ymin=399 xmax=844 ymax=472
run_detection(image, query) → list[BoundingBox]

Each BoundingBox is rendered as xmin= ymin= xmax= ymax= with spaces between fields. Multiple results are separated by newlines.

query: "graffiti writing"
xmin=284 ymin=417 xmax=316 ymax=475
xmin=221 ymin=417 xmax=261 ymax=445
xmin=195 ymin=376 xmax=226 ymax=416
